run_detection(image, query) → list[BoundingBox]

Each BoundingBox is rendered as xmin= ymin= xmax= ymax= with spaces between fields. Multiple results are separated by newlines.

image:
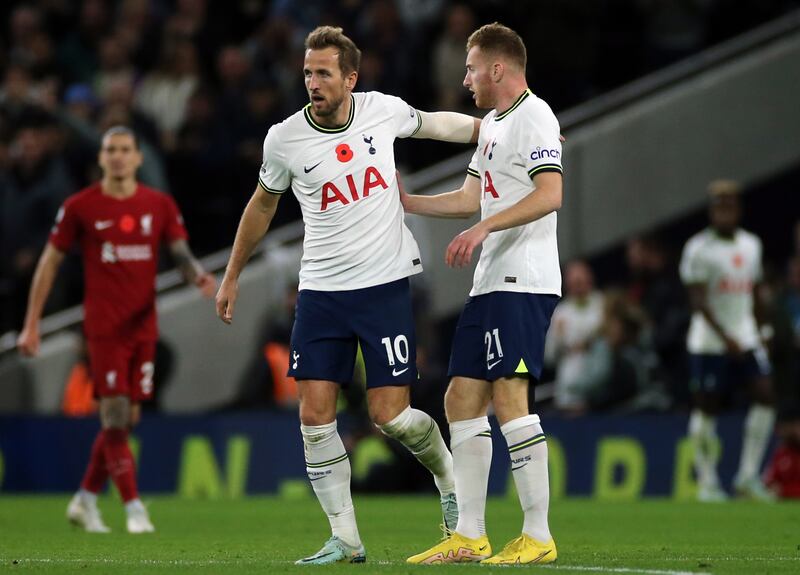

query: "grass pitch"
xmin=0 ymin=495 xmax=798 ymax=574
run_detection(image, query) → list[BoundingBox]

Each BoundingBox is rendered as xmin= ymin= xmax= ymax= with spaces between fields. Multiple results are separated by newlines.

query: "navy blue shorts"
xmin=288 ymin=278 xmax=418 ymax=388
xmin=688 ymin=349 xmax=771 ymax=394
xmin=448 ymin=291 xmax=559 ymax=382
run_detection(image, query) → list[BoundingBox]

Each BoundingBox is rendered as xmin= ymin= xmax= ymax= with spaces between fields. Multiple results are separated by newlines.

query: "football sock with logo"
xmin=102 ymin=428 xmax=138 ymax=502
xmin=736 ymin=404 xmax=776 ymax=482
xmin=80 ymin=430 xmax=108 ymax=494
xmin=501 ymin=414 xmax=551 ymax=541
xmin=688 ymin=409 xmax=721 ymax=488
xmin=378 ymin=406 xmax=455 ymax=495
xmin=301 ymin=421 xmax=362 ymax=548
xmin=449 ymin=417 xmax=492 ymax=539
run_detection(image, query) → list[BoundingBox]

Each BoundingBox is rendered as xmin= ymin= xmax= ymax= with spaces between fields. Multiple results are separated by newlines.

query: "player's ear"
xmin=345 ymin=70 xmax=358 ymax=91
xmin=493 ymin=62 xmax=505 ymax=83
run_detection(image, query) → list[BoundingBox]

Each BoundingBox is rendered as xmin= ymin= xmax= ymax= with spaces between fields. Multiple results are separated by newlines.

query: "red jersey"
xmin=49 ymin=183 xmax=188 ymax=340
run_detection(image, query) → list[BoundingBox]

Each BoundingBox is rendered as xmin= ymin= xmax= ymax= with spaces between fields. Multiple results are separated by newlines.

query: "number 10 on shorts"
xmin=381 ymin=335 xmax=409 ymax=366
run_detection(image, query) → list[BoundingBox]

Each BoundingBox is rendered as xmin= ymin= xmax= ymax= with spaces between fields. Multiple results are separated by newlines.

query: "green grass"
xmin=1 ymin=495 xmax=799 ymax=574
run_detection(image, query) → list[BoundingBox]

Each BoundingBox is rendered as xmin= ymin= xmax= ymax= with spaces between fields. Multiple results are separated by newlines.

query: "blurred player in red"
xmin=17 ymin=126 xmax=216 ymax=533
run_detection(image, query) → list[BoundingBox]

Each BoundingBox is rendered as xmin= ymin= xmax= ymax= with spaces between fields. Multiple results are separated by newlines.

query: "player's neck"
xmin=311 ymin=94 xmax=352 ymax=128
xmin=101 ymin=177 xmax=138 ymax=199
xmin=493 ymin=80 xmax=529 ymax=116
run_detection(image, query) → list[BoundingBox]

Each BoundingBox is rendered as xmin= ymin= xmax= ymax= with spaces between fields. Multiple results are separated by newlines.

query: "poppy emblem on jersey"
xmin=733 ymin=253 xmax=744 ymax=268
xmin=363 ymin=135 xmax=376 ymax=154
xmin=120 ymin=214 xmax=136 ymax=233
xmin=336 ymin=143 xmax=353 ymax=163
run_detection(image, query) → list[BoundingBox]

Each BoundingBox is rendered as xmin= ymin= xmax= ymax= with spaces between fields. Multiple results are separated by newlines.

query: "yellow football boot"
xmin=406 ymin=532 xmax=492 ymax=564
xmin=481 ymin=534 xmax=557 ymax=565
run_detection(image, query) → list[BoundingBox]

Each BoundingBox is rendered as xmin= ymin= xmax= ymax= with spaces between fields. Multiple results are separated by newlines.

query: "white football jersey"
xmin=259 ymin=91 xmax=424 ymax=291
xmin=679 ymin=227 xmax=763 ymax=353
xmin=467 ymin=90 xmax=563 ymax=297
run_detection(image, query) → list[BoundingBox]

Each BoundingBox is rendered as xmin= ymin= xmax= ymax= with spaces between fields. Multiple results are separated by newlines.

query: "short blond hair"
xmin=305 ymin=26 xmax=361 ymax=75
xmin=466 ymin=22 xmax=526 ymax=70
xmin=708 ymin=179 xmax=741 ymax=198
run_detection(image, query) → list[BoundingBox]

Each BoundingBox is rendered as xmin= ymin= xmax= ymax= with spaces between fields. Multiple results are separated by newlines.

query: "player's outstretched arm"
xmin=399 ymin=172 xmax=481 ymax=219
xmin=216 ymin=187 xmax=281 ymax=324
xmin=413 ymin=111 xmax=481 ymax=144
xmin=17 ymin=243 xmax=66 ymax=357
xmin=169 ymin=239 xmax=217 ymax=298
xmin=446 ymin=171 xmax=562 ymax=268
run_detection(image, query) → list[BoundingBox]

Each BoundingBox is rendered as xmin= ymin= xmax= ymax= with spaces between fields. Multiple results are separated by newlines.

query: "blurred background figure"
xmin=545 ymin=260 xmax=604 ymax=413
xmin=680 ymin=180 xmax=775 ymax=502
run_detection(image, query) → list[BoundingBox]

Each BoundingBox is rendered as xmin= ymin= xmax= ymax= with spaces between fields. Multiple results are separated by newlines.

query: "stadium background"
xmin=1 ymin=0 xmax=800 ymax=510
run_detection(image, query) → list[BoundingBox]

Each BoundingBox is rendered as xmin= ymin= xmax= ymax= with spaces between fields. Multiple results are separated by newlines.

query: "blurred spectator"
xmin=57 ymin=0 xmax=110 ymax=84
xmin=626 ymin=235 xmax=691 ymax=405
xmin=134 ymin=38 xmax=200 ymax=151
xmin=93 ymin=35 xmax=136 ymax=104
xmin=0 ymin=116 xmax=73 ymax=332
xmin=566 ymin=291 xmax=659 ymax=415
xmin=545 ymin=260 xmax=605 ymax=412
xmin=763 ymin=257 xmax=800 ymax=498
xmin=433 ymin=4 xmax=475 ymax=113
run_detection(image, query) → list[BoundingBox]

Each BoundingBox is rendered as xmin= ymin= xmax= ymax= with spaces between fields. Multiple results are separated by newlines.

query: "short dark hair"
xmin=466 ymin=22 xmax=526 ymax=70
xmin=101 ymin=125 xmax=139 ymax=149
xmin=305 ymin=26 xmax=361 ymax=75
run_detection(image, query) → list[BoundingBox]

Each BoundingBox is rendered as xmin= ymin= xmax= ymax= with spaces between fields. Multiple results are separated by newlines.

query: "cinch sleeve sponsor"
xmin=49 ymin=200 xmax=79 ymax=252
xmin=258 ymin=126 xmax=291 ymax=194
xmin=524 ymin=110 xmax=563 ymax=180
xmin=163 ymin=194 xmax=189 ymax=242
xmin=380 ymin=92 xmax=422 ymax=139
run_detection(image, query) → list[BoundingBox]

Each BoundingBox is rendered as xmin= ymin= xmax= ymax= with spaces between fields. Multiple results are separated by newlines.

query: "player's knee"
xmin=298 ymin=403 xmax=336 ymax=426
xmin=100 ymin=396 xmax=130 ymax=429
xmin=300 ymin=420 xmax=338 ymax=445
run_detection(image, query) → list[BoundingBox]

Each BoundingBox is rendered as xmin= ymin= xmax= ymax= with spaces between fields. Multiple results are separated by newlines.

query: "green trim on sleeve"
xmin=409 ymin=109 xmax=423 ymax=137
xmin=467 ymin=168 xmax=481 ymax=179
xmin=528 ymin=164 xmax=563 ymax=179
xmin=258 ymin=179 xmax=287 ymax=195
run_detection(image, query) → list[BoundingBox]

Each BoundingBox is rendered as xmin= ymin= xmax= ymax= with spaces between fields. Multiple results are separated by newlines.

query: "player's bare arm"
xmin=686 ymin=283 xmax=742 ymax=355
xmin=169 ymin=239 xmax=217 ymax=298
xmin=413 ymin=111 xmax=481 ymax=144
xmin=398 ymin=172 xmax=480 ymax=218
xmin=17 ymin=243 xmax=66 ymax=357
xmin=216 ymin=187 xmax=281 ymax=324
xmin=446 ymin=171 xmax=562 ymax=268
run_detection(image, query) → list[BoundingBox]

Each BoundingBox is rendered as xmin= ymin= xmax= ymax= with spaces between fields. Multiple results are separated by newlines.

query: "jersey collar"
xmin=495 ymin=89 xmax=532 ymax=121
xmin=304 ymin=94 xmax=356 ymax=133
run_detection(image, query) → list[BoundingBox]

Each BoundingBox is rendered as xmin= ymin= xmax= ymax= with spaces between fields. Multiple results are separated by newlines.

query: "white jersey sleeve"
xmin=679 ymin=237 xmax=710 ymax=285
xmin=522 ymin=110 xmax=563 ymax=179
xmin=258 ymin=126 xmax=291 ymax=194
xmin=379 ymin=93 xmax=423 ymax=139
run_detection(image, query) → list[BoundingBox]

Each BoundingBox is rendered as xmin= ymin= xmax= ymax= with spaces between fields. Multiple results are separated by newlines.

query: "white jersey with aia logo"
xmin=679 ymin=227 xmax=763 ymax=354
xmin=259 ymin=91 xmax=424 ymax=291
xmin=468 ymin=89 xmax=563 ymax=297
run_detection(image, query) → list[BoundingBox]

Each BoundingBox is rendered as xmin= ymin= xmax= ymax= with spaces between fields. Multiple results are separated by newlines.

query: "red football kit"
xmin=50 ymin=183 xmax=187 ymax=400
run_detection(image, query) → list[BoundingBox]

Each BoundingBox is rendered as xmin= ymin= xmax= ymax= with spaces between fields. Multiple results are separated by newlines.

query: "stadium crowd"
xmin=2 ymin=0 xmax=797 ymax=333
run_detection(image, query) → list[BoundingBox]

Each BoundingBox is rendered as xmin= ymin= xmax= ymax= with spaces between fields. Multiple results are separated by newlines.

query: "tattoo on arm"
xmin=170 ymin=239 xmax=201 ymax=284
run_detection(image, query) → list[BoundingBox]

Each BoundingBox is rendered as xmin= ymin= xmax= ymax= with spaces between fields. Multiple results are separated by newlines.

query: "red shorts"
xmin=87 ymin=339 xmax=156 ymax=402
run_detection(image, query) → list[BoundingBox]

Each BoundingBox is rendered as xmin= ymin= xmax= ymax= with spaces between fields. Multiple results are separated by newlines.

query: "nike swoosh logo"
xmin=511 ymin=463 xmax=528 ymax=471
xmin=94 ymin=220 xmax=114 ymax=230
xmin=308 ymin=476 xmax=325 ymax=482
xmin=479 ymin=545 xmax=488 ymax=551
xmin=303 ymin=161 xmax=323 ymax=173
xmin=302 ymin=551 xmax=334 ymax=562
xmin=392 ymin=367 xmax=409 ymax=377
xmin=487 ymin=360 xmax=502 ymax=370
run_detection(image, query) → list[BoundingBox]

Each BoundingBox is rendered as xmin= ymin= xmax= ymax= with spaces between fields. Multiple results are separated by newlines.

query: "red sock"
xmin=102 ymin=428 xmax=138 ymax=502
xmin=80 ymin=430 xmax=108 ymax=493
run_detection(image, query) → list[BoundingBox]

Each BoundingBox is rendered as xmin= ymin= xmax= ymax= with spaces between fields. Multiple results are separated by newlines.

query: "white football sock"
xmin=378 ymin=406 xmax=455 ymax=495
xmin=301 ymin=421 xmax=361 ymax=548
xmin=78 ymin=489 xmax=98 ymax=507
xmin=688 ymin=409 xmax=721 ymax=489
xmin=450 ymin=416 xmax=492 ymax=539
xmin=124 ymin=498 xmax=145 ymax=517
xmin=501 ymin=414 xmax=551 ymax=542
xmin=735 ymin=404 xmax=776 ymax=483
